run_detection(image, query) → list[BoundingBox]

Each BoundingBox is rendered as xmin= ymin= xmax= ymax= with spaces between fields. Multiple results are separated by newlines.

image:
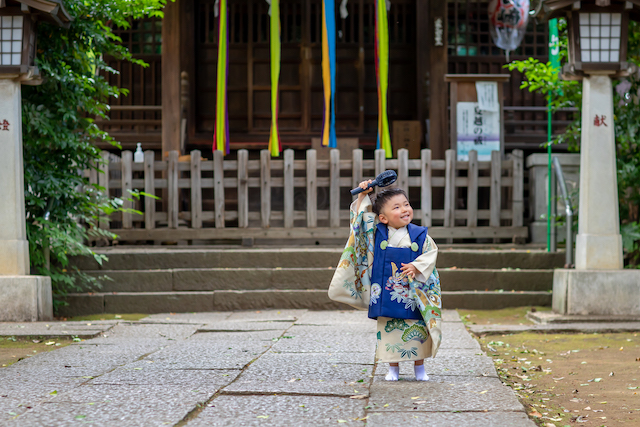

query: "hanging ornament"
xmin=488 ymin=0 xmax=530 ymax=60
xmin=267 ymin=0 xmax=282 ymax=157
xmin=321 ymin=0 xmax=337 ymax=148
xmin=375 ymin=0 xmax=391 ymax=158
xmin=213 ymin=0 xmax=230 ymax=155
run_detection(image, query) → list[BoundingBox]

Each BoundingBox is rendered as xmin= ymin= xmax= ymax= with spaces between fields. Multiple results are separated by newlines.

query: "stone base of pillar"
xmin=0 ymin=276 xmax=53 ymax=321
xmin=575 ymin=233 xmax=623 ymax=270
xmin=553 ymin=269 xmax=640 ymax=315
xmin=0 ymin=240 xmax=30 ymax=275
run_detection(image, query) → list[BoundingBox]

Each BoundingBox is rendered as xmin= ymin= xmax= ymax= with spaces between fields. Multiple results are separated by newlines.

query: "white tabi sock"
xmin=385 ymin=365 xmax=399 ymax=381
xmin=414 ymin=364 xmax=429 ymax=381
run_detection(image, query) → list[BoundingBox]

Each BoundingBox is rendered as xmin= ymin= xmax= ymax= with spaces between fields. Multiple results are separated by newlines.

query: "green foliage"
xmin=23 ymin=0 xmax=167 ymax=310
xmin=613 ymin=21 xmax=640 ymax=267
xmin=505 ymin=20 xmax=640 ymax=267
xmin=504 ymin=19 xmax=582 ymax=150
xmin=621 ymin=222 xmax=640 ymax=267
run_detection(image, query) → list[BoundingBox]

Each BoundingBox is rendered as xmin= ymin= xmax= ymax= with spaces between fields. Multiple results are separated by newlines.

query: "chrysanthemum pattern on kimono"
xmin=384 ymin=262 xmax=418 ymax=311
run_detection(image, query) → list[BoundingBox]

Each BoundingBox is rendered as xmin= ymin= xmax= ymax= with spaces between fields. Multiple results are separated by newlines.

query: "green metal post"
xmin=547 ymin=19 xmax=560 ymax=252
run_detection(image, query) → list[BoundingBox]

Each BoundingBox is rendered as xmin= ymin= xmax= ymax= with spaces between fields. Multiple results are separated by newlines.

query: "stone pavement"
xmin=0 ymin=310 xmax=534 ymax=426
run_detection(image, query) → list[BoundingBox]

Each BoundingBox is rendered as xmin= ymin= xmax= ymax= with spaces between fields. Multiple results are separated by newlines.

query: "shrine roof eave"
xmin=534 ymin=0 xmax=640 ymax=22
xmin=4 ymin=0 xmax=72 ymax=27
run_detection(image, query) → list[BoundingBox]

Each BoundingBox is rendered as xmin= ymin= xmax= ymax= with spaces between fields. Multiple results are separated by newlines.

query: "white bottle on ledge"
xmin=134 ymin=143 xmax=144 ymax=163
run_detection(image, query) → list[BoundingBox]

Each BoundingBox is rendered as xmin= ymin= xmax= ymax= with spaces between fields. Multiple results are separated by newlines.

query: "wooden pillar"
xmin=162 ymin=0 xmax=183 ymax=157
xmin=416 ymin=0 xmax=429 ymax=145
xmin=182 ymin=0 xmax=197 ymax=141
xmin=428 ymin=0 xmax=448 ymax=160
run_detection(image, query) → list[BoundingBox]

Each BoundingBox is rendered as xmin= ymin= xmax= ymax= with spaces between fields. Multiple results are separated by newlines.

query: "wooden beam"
xmin=162 ymin=0 xmax=182 ymax=156
xmin=428 ymin=0 xmax=448 ymax=160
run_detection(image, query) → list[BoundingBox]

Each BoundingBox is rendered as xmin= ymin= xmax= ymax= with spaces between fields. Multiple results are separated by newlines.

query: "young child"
xmin=329 ymin=179 xmax=442 ymax=381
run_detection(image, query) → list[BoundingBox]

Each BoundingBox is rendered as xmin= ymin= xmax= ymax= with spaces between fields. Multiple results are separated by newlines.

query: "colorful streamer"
xmin=321 ymin=0 xmax=337 ymax=148
xmin=213 ymin=0 xmax=230 ymax=154
xmin=268 ymin=0 xmax=282 ymax=157
xmin=375 ymin=0 xmax=391 ymax=158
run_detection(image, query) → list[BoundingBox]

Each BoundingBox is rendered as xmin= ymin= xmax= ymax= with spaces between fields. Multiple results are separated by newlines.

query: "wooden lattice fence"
xmin=88 ymin=148 xmax=526 ymax=243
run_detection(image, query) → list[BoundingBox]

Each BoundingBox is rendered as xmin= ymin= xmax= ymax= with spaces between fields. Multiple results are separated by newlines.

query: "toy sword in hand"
xmin=350 ymin=170 xmax=398 ymax=195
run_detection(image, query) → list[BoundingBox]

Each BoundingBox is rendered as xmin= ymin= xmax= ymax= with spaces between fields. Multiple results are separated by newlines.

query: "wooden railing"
xmin=89 ymin=148 xmax=526 ymax=243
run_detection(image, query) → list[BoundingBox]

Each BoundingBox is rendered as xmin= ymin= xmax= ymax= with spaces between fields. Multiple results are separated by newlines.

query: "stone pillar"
xmin=0 ymin=79 xmax=30 ymax=275
xmin=574 ymin=74 xmax=623 ymax=270
xmin=0 ymin=78 xmax=52 ymax=321
xmin=553 ymin=73 xmax=640 ymax=316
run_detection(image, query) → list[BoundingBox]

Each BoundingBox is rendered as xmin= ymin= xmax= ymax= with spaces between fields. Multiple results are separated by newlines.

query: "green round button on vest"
xmin=411 ymin=242 xmax=419 ymax=252
xmin=380 ymin=240 xmax=388 ymax=250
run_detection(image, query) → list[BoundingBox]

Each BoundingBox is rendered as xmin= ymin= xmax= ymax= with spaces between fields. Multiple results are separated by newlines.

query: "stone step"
xmin=83 ymin=268 xmax=553 ymax=293
xmin=71 ymin=247 xmax=565 ymax=271
xmin=57 ymin=290 xmax=552 ymax=317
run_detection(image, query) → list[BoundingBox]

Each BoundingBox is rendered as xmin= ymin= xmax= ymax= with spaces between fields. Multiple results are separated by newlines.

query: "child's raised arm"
xmin=355 ymin=179 xmax=374 ymax=212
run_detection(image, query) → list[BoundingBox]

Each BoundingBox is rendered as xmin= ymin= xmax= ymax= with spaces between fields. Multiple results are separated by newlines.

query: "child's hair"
xmin=372 ymin=187 xmax=408 ymax=215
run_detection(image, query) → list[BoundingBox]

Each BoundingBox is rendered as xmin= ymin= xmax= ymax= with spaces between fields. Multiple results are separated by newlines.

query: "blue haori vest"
xmin=368 ymin=222 xmax=428 ymax=320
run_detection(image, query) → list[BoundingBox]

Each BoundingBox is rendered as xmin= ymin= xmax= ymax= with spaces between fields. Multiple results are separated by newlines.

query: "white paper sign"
xmin=456 ymin=102 xmax=500 ymax=161
xmin=475 ymin=81 xmax=499 ymax=112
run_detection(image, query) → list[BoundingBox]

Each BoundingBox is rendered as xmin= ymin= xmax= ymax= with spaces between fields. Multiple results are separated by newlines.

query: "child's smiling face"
xmin=378 ymin=194 xmax=413 ymax=229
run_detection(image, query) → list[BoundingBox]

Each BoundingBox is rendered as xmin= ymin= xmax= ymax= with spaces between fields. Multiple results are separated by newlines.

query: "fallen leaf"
xmin=479 ymin=390 xmax=488 ymax=394
xmin=256 ymin=415 xmax=269 ymax=419
xmin=583 ymin=406 xmax=591 ymax=410
xmin=599 ymin=401 xmax=608 ymax=404
xmin=529 ymin=410 xmax=542 ymax=418
xmin=49 ymin=390 xmax=57 ymax=396
xmin=350 ymin=395 xmax=367 ymax=399
xmin=411 ymin=396 xmax=421 ymax=400
xmin=45 ymin=342 xmax=55 ymax=346
xmin=337 ymin=420 xmax=347 ymax=423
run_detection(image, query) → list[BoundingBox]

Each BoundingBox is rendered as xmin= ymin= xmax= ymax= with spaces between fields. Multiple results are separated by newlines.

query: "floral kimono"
xmin=328 ymin=196 xmax=442 ymax=362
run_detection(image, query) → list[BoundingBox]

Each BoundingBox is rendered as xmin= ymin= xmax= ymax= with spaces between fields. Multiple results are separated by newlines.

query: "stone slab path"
xmin=0 ymin=310 xmax=534 ymax=426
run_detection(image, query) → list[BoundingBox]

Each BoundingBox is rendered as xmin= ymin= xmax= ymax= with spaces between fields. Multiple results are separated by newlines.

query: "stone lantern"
xmin=0 ymin=0 xmax=71 ymax=321
xmin=535 ymin=0 xmax=639 ymax=78
xmin=535 ymin=0 xmax=640 ymax=316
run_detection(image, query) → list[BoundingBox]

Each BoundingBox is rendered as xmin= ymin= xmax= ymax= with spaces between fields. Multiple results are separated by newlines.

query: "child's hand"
xmin=358 ymin=179 xmax=374 ymax=195
xmin=401 ymin=263 xmax=419 ymax=280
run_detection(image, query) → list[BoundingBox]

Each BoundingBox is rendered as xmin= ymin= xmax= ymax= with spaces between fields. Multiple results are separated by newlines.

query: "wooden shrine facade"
xmin=97 ymin=0 xmax=575 ymax=159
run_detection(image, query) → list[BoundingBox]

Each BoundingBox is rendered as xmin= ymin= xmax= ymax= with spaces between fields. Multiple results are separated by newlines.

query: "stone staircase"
xmin=60 ymin=247 xmax=564 ymax=317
